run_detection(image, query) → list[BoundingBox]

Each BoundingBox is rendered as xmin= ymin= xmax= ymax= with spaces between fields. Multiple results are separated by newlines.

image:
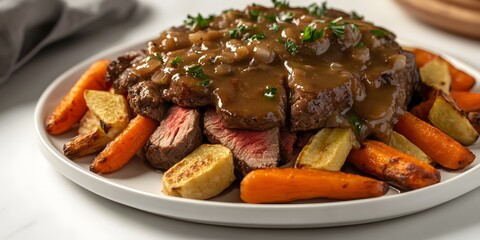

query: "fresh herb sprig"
xmin=186 ymin=65 xmax=211 ymax=87
xmin=278 ymin=38 xmax=298 ymax=55
xmin=264 ymin=87 xmax=278 ymax=99
xmin=277 ymin=11 xmax=294 ymax=22
xmin=248 ymin=33 xmax=267 ymax=41
xmin=328 ymin=17 xmax=346 ymax=38
xmin=184 ymin=14 xmax=214 ymax=31
xmin=227 ymin=24 xmax=248 ymax=38
xmin=370 ymin=29 xmax=386 ymax=37
xmin=302 ymin=23 xmax=324 ymax=42
xmin=269 ymin=23 xmax=280 ymax=32
xmin=272 ymin=0 xmax=289 ymax=8
xmin=347 ymin=113 xmax=362 ymax=135
xmin=307 ymin=2 xmax=327 ymax=17
xmin=171 ymin=56 xmax=184 ymax=67
xmin=350 ymin=11 xmax=364 ymax=20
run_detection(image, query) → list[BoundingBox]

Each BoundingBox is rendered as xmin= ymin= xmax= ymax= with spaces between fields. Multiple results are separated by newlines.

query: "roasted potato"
xmin=63 ymin=90 xmax=130 ymax=159
xmin=428 ymin=94 xmax=479 ymax=146
xmin=84 ymin=90 xmax=130 ymax=138
xmin=388 ymin=131 xmax=432 ymax=164
xmin=295 ymin=128 xmax=355 ymax=171
xmin=162 ymin=144 xmax=235 ymax=200
xmin=419 ymin=58 xmax=451 ymax=94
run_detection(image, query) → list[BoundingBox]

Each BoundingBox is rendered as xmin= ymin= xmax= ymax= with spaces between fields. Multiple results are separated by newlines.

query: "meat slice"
xmin=144 ymin=106 xmax=203 ymax=170
xmin=106 ymin=51 xmax=146 ymax=94
xmin=203 ymin=109 xmax=280 ymax=176
xmin=128 ymin=81 xmax=166 ymax=122
xmin=279 ymin=129 xmax=298 ymax=165
xmin=167 ymin=75 xmax=212 ymax=107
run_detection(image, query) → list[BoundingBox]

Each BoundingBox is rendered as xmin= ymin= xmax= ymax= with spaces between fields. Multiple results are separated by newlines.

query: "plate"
xmin=35 ymin=37 xmax=480 ymax=228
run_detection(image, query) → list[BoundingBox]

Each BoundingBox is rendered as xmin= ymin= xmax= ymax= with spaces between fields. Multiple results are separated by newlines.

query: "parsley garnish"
xmin=355 ymin=41 xmax=365 ymax=48
xmin=307 ymin=2 xmax=327 ymax=17
xmin=328 ymin=17 xmax=345 ymax=37
xmin=370 ymin=29 xmax=386 ymax=37
xmin=184 ymin=14 xmax=214 ymax=31
xmin=227 ymin=24 xmax=248 ymax=38
xmin=277 ymin=11 xmax=294 ymax=22
xmin=186 ymin=65 xmax=211 ymax=87
xmin=248 ymin=33 xmax=267 ymax=41
xmin=146 ymin=52 xmax=162 ymax=62
xmin=278 ymin=38 xmax=298 ymax=55
xmin=302 ymin=23 xmax=324 ymax=42
xmin=171 ymin=56 xmax=184 ymax=67
xmin=249 ymin=9 xmax=261 ymax=20
xmin=269 ymin=23 xmax=280 ymax=32
xmin=347 ymin=113 xmax=362 ymax=135
xmin=264 ymin=14 xmax=277 ymax=22
xmin=272 ymin=0 xmax=289 ymax=8
xmin=264 ymin=87 xmax=278 ymax=99
xmin=350 ymin=11 xmax=364 ymax=20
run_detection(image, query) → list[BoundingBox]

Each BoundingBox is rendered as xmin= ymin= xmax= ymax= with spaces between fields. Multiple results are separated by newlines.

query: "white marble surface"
xmin=1 ymin=0 xmax=480 ymax=239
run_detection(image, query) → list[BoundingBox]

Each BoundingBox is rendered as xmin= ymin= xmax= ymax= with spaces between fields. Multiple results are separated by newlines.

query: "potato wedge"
xmin=78 ymin=110 xmax=99 ymax=135
xmin=295 ymin=128 xmax=355 ymax=171
xmin=388 ymin=131 xmax=432 ymax=164
xmin=162 ymin=144 xmax=235 ymax=200
xmin=84 ymin=90 xmax=130 ymax=139
xmin=428 ymin=94 xmax=479 ymax=146
xmin=64 ymin=127 xmax=111 ymax=159
xmin=419 ymin=58 xmax=451 ymax=94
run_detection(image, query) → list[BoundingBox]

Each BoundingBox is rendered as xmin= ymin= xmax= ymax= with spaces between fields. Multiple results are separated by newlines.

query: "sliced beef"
xmin=203 ymin=109 xmax=280 ymax=176
xmin=106 ymin=51 xmax=146 ymax=94
xmin=128 ymin=81 xmax=166 ymax=122
xmin=279 ymin=129 xmax=297 ymax=164
xmin=144 ymin=106 xmax=203 ymax=170
xmin=167 ymin=75 xmax=213 ymax=107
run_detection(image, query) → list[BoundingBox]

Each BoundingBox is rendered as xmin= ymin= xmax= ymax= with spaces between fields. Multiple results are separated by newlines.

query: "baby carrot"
xmin=394 ymin=112 xmax=475 ymax=170
xmin=45 ymin=60 xmax=110 ymax=135
xmin=240 ymin=168 xmax=388 ymax=203
xmin=90 ymin=115 xmax=158 ymax=174
xmin=347 ymin=140 xmax=440 ymax=191
xmin=450 ymin=91 xmax=480 ymax=112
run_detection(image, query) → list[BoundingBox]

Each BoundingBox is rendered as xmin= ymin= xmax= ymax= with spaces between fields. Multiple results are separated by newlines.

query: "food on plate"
xmin=395 ymin=112 xmax=475 ymax=170
xmin=162 ymin=144 xmax=235 ymax=200
xmin=240 ymin=167 xmax=389 ymax=203
xmin=295 ymin=127 xmax=356 ymax=171
xmin=45 ymin=60 xmax=110 ymax=135
xmin=419 ymin=58 xmax=451 ymax=94
xmin=45 ymin=1 xmax=479 ymax=203
xmin=450 ymin=91 xmax=480 ymax=112
xmin=388 ymin=131 xmax=432 ymax=164
xmin=347 ymin=140 xmax=440 ymax=191
xmin=428 ymin=93 xmax=479 ymax=146
xmin=90 ymin=115 xmax=158 ymax=174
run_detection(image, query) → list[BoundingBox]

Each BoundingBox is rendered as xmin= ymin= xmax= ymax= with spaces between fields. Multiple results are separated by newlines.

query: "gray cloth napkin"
xmin=0 ymin=0 xmax=137 ymax=84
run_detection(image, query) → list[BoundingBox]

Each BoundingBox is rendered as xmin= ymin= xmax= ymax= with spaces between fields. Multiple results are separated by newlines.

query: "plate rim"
xmin=34 ymin=36 xmax=480 ymax=228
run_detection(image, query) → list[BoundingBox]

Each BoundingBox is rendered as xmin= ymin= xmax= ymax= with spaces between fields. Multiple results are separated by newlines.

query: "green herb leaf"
xmin=269 ymin=23 xmax=280 ymax=32
xmin=249 ymin=9 xmax=261 ymax=20
xmin=146 ymin=52 xmax=163 ymax=62
xmin=248 ymin=33 xmax=267 ymax=41
xmin=277 ymin=11 xmax=294 ymax=22
xmin=307 ymin=2 xmax=327 ymax=17
xmin=171 ymin=56 xmax=184 ymax=67
xmin=350 ymin=11 xmax=364 ymax=20
xmin=370 ymin=29 xmax=386 ymax=37
xmin=301 ymin=23 xmax=324 ymax=42
xmin=272 ymin=0 xmax=289 ymax=8
xmin=264 ymin=87 xmax=278 ymax=99
xmin=347 ymin=113 xmax=362 ymax=135
xmin=328 ymin=17 xmax=345 ymax=37
xmin=186 ymin=64 xmax=211 ymax=87
xmin=278 ymin=38 xmax=298 ymax=55
xmin=264 ymin=14 xmax=277 ymax=22
xmin=227 ymin=24 xmax=248 ymax=38
xmin=355 ymin=41 xmax=365 ymax=48
xmin=184 ymin=14 xmax=214 ymax=31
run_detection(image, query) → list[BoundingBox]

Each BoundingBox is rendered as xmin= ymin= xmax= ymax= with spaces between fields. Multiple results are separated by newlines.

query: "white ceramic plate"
xmin=35 ymin=38 xmax=480 ymax=228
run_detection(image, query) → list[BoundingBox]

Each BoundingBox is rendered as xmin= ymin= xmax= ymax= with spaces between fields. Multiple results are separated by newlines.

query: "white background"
xmin=1 ymin=0 xmax=480 ymax=239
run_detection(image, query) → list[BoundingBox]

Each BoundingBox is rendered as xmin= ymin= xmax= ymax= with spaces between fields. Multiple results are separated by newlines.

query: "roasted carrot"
xmin=394 ymin=112 xmax=475 ymax=170
xmin=240 ymin=168 xmax=388 ymax=203
xmin=90 ymin=115 xmax=158 ymax=174
xmin=412 ymin=48 xmax=475 ymax=91
xmin=45 ymin=60 xmax=110 ymax=135
xmin=347 ymin=140 xmax=440 ymax=191
xmin=450 ymin=91 xmax=480 ymax=112
xmin=409 ymin=98 xmax=435 ymax=122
